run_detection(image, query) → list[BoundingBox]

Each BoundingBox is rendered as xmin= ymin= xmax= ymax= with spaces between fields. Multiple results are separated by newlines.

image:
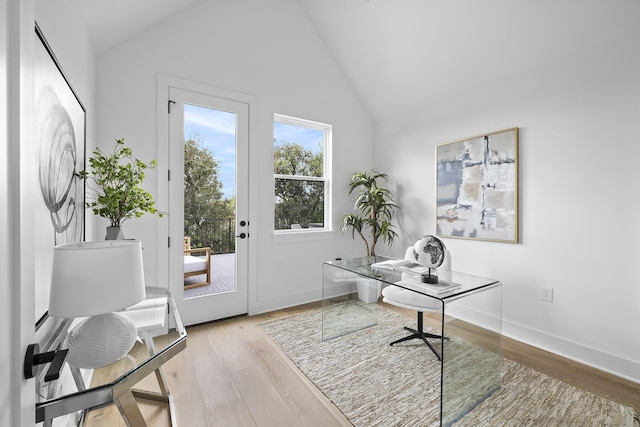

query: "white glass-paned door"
xmin=169 ymin=87 xmax=248 ymax=326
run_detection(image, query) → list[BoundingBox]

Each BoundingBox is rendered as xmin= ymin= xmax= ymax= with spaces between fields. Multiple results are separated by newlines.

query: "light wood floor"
xmin=85 ymin=302 xmax=639 ymax=426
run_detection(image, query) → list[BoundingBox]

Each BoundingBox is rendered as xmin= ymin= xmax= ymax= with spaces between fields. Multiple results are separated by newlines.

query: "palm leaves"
xmin=340 ymin=170 xmax=398 ymax=257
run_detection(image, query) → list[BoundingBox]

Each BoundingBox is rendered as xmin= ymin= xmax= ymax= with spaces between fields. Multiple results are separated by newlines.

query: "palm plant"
xmin=340 ymin=170 xmax=398 ymax=257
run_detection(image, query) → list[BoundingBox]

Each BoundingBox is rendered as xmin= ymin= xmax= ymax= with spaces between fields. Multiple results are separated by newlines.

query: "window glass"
xmin=274 ymin=115 xmax=330 ymax=231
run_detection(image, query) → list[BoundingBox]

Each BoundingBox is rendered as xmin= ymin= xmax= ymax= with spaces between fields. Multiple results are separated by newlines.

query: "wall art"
xmin=34 ymin=23 xmax=86 ymax=323
xmin=436 ymin=128 xmax=518 ymax=243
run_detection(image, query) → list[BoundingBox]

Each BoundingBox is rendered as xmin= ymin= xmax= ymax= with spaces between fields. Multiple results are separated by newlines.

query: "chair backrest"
xmin=184 ymin=237 xmax=191 ymax=251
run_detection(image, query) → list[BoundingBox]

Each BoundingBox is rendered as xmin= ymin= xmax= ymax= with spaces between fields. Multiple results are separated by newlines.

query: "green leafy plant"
xmin=80 ymin=138 xmax=165 ymax=227
xmin=340 ymin=170 xmax=398 ymax=257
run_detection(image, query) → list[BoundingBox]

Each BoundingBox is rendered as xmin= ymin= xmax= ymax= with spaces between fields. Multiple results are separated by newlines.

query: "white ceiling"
xmin=71 ymin=0 xmax=200 ymax=54
xmin=299 ymin=0 xmax=639 ymax=121
xmin=74 ymin=0 xmax=639 ymax=122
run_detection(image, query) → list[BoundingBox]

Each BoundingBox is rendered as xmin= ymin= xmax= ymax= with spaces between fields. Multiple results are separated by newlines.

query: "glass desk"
xmin=322 ymin=257 xmax=502 ymax=426
xmin=35 ymin=287 xmax=186 ymax=427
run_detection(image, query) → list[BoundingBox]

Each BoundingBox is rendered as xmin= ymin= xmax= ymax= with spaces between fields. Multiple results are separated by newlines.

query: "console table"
xmin=322 ymin=257 xmax=503 ymax=426
xmin=35 ymin=287 xmax=186 ymax=427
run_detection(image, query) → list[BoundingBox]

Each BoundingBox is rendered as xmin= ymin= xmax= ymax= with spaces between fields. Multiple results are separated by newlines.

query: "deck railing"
xmin=185 ymin=216 xmax=236 ymax=254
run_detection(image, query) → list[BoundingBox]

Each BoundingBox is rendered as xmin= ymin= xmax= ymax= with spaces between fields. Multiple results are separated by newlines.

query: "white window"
xmin=274 ymin=114 xmax=331 ymax=232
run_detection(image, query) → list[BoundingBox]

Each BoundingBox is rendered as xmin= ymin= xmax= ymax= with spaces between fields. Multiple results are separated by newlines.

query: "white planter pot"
xmin=356 ymin=278 xmax=381 ymax=303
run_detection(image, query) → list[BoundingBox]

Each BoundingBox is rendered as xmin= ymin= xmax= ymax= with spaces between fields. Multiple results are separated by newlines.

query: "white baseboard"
xmin=251 ymin=279 xmax=363 ymax=315
xmin=250 ymin=288 xmax=321 ymax=316
xmin=447 ymin=303 xmax=640 ymax=384
xmin=503 ymin=319 xmax=640 ymax=384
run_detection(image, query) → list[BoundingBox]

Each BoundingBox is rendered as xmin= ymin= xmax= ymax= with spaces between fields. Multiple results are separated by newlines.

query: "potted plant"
xmin=80 ymin=138 xmax=165 ymax=239
xmin=340 ymin=169 xmax=398 ymax=257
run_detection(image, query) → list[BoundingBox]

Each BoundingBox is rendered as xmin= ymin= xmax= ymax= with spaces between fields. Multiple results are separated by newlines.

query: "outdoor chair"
xmin=184 ymin=237 xmax=211 ymax=289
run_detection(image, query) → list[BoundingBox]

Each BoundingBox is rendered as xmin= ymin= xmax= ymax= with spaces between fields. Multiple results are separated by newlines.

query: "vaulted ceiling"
xmin=73 ymin=0 xmax=639 ymax=122
xmin=71 ymin=0 xmax=200 ymax=53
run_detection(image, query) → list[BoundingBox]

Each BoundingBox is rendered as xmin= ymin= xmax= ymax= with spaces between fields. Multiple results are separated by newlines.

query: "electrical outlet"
xmin=540 ymin=286 xmax=554 ymax=302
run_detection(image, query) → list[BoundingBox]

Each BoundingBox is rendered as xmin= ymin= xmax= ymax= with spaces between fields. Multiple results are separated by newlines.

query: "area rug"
xmin=260 ymin=306 xmax=638 ymax=426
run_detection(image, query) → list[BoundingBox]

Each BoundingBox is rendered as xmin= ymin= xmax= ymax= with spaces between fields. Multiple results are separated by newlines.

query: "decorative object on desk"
xmin=340 ymin=170 xmax=398 ymax=256
xmin=79 ymin=138 xmax=165 ymax=240
xmin=393 ymin=279 xmax=461 ymax=297
xmin=371 ymin=258 xmax=411 ymax=271
xmin=260 ymin=307 xmax=637 ymax=427
xmin=436 ymin=128 xmax=518 ymax=243
xmin=49 ymin=240 xmax=146 ymax=368
xmin=413 ymin=234 xmax=446 ymax=284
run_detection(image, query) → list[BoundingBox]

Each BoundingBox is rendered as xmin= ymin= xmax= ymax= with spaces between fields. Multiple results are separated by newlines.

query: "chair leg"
xmin=402 ymin=326 xmax=443 ymax=340
xmin=389 ymin=312 xmax=449 ymax=361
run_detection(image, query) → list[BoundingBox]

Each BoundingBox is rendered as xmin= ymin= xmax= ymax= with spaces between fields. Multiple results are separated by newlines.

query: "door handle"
xmin=24 ymin=343 xmax=68 ymax=381
xmin=235 ymin=233 xmax=247 ymax=239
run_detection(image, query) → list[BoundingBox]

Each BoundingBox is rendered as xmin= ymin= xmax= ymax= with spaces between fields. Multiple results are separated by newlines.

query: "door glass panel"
xmin=182 ymin=104 xmax=237 ymax=298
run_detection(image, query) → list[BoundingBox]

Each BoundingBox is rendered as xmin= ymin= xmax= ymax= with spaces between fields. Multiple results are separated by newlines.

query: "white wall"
xmin=1 ymin=1 xmax=12 ymax=423
xmin=95 ymin=0 xmax=372 ymax=312
xmin=375 ymin=21 xmax=640 ymax=382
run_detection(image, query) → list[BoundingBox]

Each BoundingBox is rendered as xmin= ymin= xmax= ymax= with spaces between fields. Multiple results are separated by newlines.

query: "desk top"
xmin=324 ymin=256 xmax=500 ymax=300
xmin=34 ymin=287 xmax=186 ymax=423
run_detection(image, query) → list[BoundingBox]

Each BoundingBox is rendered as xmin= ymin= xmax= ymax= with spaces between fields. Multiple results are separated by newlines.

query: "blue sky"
xmin=274 ymin=122 xmax=324 ymax=156
xmin=184 ymin=104 xmax=237 ymax=199
xmin=184 ymin=105 xmax=324 ymax=199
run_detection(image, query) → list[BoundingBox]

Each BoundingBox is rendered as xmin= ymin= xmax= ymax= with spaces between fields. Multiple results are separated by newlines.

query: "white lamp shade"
xmin=49 ymin=240 xmax=146 ymax=318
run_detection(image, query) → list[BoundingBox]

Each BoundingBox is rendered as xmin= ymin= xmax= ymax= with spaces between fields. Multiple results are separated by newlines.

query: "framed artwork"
xmin=34 ymin=23 xmax=86 ymax=324
xmin=436 ymin=128 xmax=518 ymax=243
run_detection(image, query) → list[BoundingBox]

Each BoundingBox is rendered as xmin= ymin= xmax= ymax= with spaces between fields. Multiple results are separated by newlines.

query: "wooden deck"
xmin=184 ymin=253 xmax=235 ymax=298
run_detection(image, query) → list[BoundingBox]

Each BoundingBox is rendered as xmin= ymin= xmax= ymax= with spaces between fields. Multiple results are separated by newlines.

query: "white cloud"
xmin=184 ymin=107 xmax=236 ymax=136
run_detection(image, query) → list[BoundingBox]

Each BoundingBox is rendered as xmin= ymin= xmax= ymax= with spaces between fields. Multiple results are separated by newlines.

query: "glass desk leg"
xmin=440 ymin=282 xmax=503 ymax=426
xmin=321 ymin=263 xmax=379 ymax=341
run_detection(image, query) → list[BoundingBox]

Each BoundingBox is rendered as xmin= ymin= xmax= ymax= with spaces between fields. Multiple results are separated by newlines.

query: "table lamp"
xmin=49 ymin=240 xmax=146 ymax=369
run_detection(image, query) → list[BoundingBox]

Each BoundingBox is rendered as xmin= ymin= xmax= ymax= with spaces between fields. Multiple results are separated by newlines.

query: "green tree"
xmin=274 ymin=141 xmax=324 ymax=229
xmin=184 ymin=135 xmax=235 ymax=249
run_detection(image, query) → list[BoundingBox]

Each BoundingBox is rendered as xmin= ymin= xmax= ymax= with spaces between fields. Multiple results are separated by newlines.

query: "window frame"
xmin=273 ymin=113 xmax=332 ymax=237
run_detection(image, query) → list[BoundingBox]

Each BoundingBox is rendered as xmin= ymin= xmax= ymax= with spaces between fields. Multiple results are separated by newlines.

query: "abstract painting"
xmin=34 ymin=24 xmax=86 ymax=323
xmin=436 ymin=128 xmax=518 ymax=243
